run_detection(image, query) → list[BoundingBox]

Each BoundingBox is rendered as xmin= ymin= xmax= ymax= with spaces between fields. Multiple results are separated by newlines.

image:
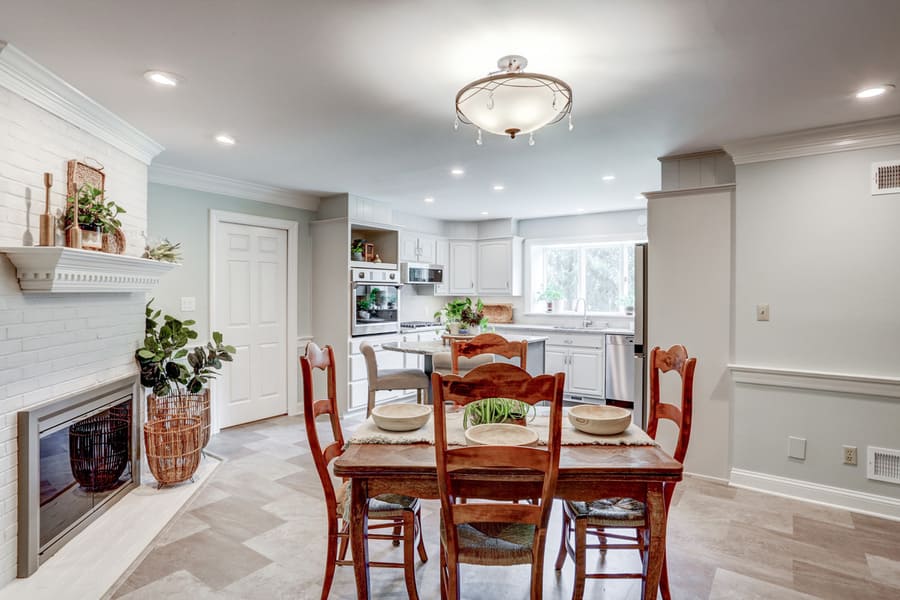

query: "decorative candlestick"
xmin=65 ymin=186 xmax=82 ymax=249
xmin=39 ymin=172 xmax=56 ymax=246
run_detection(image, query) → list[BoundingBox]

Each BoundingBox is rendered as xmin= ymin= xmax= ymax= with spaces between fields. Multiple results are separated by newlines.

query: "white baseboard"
xmin=729 ymin=468 xmax=900 ymax=522
xmin=685 ymin=471 xmax=730 ymax=486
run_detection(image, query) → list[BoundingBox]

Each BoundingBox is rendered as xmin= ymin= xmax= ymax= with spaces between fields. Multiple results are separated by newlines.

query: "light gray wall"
xmin=732 ymin=144 xmax=900 ymax=497
xmin=147 ymin=183 xmax=315 ymax=340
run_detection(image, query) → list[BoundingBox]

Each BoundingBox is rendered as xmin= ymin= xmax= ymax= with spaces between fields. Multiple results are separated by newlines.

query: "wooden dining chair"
xmin=450 ymin=332 xmax=528 ymax=374
xmin=432 ymin=363 xmax=566 ymax=600
xmin=554 ymin=344 xmax=696 ymax=600
xmin=301 ymin=342 xmax=428 ymax=600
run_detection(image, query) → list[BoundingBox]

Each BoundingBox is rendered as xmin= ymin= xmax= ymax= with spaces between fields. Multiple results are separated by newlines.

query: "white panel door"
xmin=216 ymin=222 xmax=288 ymax=427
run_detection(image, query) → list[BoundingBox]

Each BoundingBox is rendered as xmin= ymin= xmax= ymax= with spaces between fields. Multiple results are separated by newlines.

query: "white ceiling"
xmin=2 ymin=0 xmax=899 ymax=220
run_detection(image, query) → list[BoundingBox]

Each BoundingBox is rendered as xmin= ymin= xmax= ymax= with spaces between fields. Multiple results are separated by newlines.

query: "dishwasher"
xmin=605 ymin=334 xmax=636 ymax=404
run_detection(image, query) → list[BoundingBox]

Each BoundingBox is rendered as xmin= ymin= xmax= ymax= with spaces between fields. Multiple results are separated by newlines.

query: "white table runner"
xmin=348 ymin=409 xmax=657 ymax=447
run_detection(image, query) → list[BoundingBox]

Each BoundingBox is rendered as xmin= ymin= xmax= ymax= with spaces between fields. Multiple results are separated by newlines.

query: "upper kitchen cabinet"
xmin=319 ymin=193 xmax=393 ymax=226
xmin=434 ymin=239 xmax=451 ymax=295
xmin=477 ymin=237 xmax=523 ymax=296
xmin=399 ymin=231 xmax=437 ymax=264
xmin=448 ymin=240 xmax=477 ymax=295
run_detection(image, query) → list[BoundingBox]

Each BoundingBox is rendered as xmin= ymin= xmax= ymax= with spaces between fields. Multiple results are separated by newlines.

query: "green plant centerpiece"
xmin=135 ymin=301 xmax=235 ymax=452
xmin=435 ymin=297 xmax=488 ymax=334
xmin=65 ymin=185 xmax=125 ymax=250
xmin=463 ymin=397 xmax=536 ymax=428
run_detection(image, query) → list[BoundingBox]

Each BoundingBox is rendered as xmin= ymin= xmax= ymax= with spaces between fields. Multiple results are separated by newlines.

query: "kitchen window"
xmin=527 ymin=239 xmax=641 ymax=315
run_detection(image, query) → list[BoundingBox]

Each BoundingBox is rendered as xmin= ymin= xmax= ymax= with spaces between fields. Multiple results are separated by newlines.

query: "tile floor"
xmin=109 ymin=415 xmax=900 ymax=600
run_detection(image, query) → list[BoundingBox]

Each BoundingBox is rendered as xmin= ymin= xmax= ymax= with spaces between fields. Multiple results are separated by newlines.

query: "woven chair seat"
xmin=441 ymin=519 xmax=536 ymax=566
xmin=374 ymin=368 xmax=429 ymax=390
xmin=336 ymin=480 xmax=417 ymax=520
xmin=567 ymin=497 xmax=646 ymax=527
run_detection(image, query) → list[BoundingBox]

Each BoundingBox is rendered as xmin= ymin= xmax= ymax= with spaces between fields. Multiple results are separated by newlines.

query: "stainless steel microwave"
xmin=401 ymin=262 xmax=444 ymax=285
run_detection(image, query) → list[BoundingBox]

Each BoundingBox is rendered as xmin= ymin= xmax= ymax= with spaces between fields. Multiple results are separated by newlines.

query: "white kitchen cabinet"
xmin=434 ymin=239 xmax=450 ymax=295
xmin=504 ymin=328 xmax=605 ymax=399
xmin=546 ymin=346 xmax=569 ymax=386
xmin=350 ymin=196 xmax=393 ymax=226
xmin=449 ymin=240 xmax=477 ymax=295
xmin=477 ymin=238 xmax=522 ymax=296
xmin=399 ymin=232 xmax=438 ymax=263
xmin=568 ymin=348 xmax=604 ymax=397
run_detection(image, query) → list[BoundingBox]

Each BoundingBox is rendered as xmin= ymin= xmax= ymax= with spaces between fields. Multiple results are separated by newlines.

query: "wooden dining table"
xmin=333 ymin=440 xmax=683 ymax=599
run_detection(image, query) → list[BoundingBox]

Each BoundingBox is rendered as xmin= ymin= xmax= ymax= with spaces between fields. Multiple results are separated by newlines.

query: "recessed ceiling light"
xmin=492 ymin=184 xmax=505 ymax=191
xmin=577 ymin=208 xmax=585 ymax=213
xmin=450 ymin=167 xmax=465 ymax=176
xmin=215 ymin=134 xmax=236 ymax=146
xmin=481 ymin=211 xmax=489 ymax=216
xmin=856 ymin=84 xmax=894 ymax=99
xmin=634 ymin=195 xmax=645 ymax=200
xmin=143 ymin=70 xmax=180 ymax=87
xmin=602 ymin=174 xmax=616 ymax=182
xmin=424 ymin=196 xmax=435 ymax=203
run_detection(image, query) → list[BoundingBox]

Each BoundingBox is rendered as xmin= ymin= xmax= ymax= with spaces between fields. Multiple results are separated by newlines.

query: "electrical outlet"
xmin=843 ymin=445 xmax=858 ymax=466
xmin=180 ymin=296 xmax=196 ymax=312
xmin=756 ymin=304 xmax=770 ymax=321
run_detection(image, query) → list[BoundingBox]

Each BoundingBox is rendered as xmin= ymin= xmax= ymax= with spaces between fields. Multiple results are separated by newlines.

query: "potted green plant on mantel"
xmin=64 ymin=185 xmax=126 ymax=251
xmin=435 ymin=297 xmax=488 ymax=335
xmin=537 ymin=287 xmax=562 ymax=313
xmin=135 ymin=301 xmax=235 ymax=486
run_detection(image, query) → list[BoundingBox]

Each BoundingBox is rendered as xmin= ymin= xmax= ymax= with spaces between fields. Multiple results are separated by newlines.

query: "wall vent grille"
xmin=872 ymin=160 xmax=900 ymax=195
xmin=867 ymin=446 xmax=900 ymax=484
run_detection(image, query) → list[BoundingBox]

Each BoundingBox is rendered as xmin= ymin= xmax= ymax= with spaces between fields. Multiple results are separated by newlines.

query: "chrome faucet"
xmin=574 ymin=298 xmax=592 ymax=329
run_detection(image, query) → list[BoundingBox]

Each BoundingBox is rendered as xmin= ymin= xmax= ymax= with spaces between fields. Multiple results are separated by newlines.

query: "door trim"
xmin=209 ymin=210 xmax=299 ymax=433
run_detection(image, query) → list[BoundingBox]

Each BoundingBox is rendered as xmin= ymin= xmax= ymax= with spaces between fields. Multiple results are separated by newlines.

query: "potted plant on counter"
xmin=435 ymin=297 xmax=488 ymax=335
xmin=135 ymin=301 xmax=235 ymax=486
xmin=537 ymin=286 xmax=562 ymax=313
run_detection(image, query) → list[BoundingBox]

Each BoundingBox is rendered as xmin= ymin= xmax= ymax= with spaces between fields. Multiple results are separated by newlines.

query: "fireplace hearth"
xmin=17 ymin=376 xmax=140 ymax=577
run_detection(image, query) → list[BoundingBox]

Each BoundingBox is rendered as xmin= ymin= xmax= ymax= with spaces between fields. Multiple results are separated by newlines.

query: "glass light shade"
xmin=456 ymin=73 xmax=572 ymax=138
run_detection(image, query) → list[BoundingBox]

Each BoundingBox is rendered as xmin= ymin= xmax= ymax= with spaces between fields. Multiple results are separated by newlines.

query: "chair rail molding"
xmin=730 ymin=468 xmax=900 ymax=522
xmin=150 ymin=164 xmax=320 ymax=211
xmin=0 ymin=42 xmax=163 ymax=164
xmin=725 ymin=115 xmax=900 ymax=165
xmin=728 ymin=364 xmax=900 ymax=400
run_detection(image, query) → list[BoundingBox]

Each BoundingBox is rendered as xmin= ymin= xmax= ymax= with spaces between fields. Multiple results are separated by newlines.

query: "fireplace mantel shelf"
xmin=0 ymin=246 xmax=179 ymax=293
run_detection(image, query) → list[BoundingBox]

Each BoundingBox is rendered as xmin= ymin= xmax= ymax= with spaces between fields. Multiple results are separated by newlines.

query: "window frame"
xmin=523 ymin=233 xmax=647 ymax=317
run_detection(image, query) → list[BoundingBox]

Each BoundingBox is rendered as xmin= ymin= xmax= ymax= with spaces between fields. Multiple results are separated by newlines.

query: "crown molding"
xmin=0 ymin=42 xmax=163 ymax=164
xmin=643 ymin=183 xmax=735 ymax=200
xmin=725 ymin=115 xmax=900 ymax=165
xmin=149 ymin=164 xmax=320 ymax=211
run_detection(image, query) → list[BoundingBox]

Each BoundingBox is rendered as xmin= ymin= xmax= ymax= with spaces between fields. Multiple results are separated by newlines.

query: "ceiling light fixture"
xmin=492 ymin=184 xmax=505 ymax=191
xmin=856 ymin=84 xmax=894 ymax=99
xmin=450 ymin=167 xmax=465 ymax=176
xmin=215 ymin=134 xmax=236 ymax=146
xmin=481 ymin=211 xmax=489 ymax=216
xmin=454 ymin=55 xmax=573 ymax=145
xmin=424 ymin=196 xmax=435 ymax=203
xmin=602 ymin=175 xmax=616 ymax=182
xmin=577 ymin=208 xmax=585 ymax=213
xmin=143 ymin=70 xmax=180 ymax=87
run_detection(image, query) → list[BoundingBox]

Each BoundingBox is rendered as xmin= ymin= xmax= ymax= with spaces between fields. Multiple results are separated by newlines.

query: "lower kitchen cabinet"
xmin=544 ymin=344 xmax=604 ymax=398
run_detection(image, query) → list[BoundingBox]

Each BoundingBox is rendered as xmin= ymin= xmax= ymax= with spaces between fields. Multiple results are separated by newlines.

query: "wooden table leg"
xmin=350 ymin=478 xmax=371 ymax=599
xmin=642 ymin=483 xmax=666 ymax=600
xmin=423 ymin=355 xmax=434 ymax=404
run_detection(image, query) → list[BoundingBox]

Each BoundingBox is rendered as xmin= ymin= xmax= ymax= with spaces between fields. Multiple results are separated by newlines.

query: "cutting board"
xmin=483 ymin=303 xmax=514 ymax=323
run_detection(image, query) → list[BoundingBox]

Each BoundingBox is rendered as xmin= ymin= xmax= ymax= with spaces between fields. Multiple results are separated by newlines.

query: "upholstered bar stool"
xmin=360 ymin=342 xmax=430 ymax=417
xmin=431 ymin=352 xmax=493 ymax=376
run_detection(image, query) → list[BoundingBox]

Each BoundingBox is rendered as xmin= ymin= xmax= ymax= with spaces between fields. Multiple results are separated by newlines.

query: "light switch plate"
xmin=757 ymin=304 xmax=770 ymax=321
xmin=788 ymin=436 xmax=807 ymax=460
xmin=180 ymin=296 xmax=196 ymax=312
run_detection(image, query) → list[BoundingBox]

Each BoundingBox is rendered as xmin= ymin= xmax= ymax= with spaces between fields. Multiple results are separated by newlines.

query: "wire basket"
xmin=143 ymin=416 xmax=202 ymax=488
xmin=147 ymin=389 xmax=210 ymax=449
xmin=68 ymin=412 xmax=130 ymax=491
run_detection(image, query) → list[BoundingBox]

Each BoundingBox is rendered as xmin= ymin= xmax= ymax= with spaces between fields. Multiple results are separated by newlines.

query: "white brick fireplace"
xmin=0 ymin=42 xmax=162 ymax=587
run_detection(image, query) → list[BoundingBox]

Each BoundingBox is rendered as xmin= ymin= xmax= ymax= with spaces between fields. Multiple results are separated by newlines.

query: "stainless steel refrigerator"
xmin=633 ymin=243 xmax=648 ymax=429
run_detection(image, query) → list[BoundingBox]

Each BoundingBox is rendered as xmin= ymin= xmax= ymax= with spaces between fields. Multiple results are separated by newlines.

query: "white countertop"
xmin=490 ymin=323 xmax=634 ymax=335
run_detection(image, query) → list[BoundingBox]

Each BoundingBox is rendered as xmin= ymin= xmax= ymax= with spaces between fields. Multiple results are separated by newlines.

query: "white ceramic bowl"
xmin=371 ymin=404 xmax=432 ymax=432
xmin=568 ymin=404 xmax=632 ymax=436
xmin=464 ymin=423 xmax=539 ymax=447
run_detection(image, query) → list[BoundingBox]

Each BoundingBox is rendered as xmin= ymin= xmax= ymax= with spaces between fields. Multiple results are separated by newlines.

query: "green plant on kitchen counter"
xmin=463 ymin=397 xmax=536 ymax=428
xmin=435 ymin=297 xmax=488 ymax=331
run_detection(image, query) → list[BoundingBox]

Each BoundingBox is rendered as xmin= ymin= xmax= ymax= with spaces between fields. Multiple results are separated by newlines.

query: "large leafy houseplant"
xmin=435 ymin=297 xmax=488 ymax=332
xmin=136 ymin=301 xmax=235 ymax=395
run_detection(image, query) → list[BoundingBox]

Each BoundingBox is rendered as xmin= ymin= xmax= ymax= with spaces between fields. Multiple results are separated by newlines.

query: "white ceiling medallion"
xmin=454 ymin=55 xmax=573 ymax=146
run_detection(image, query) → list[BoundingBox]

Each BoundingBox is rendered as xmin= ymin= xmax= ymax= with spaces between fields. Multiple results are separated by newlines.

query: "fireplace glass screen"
xmin=39 ymin=398 xmax=133 ymax=550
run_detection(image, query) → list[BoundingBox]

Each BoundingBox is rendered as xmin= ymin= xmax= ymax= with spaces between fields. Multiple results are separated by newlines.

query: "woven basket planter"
xmin=147 ymin=389 xmax=210 ymax=449
xmin=143 ymin=416 xmax=202 ymax=488
xmin=68 ymin=412 xmax=130 ymax=491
